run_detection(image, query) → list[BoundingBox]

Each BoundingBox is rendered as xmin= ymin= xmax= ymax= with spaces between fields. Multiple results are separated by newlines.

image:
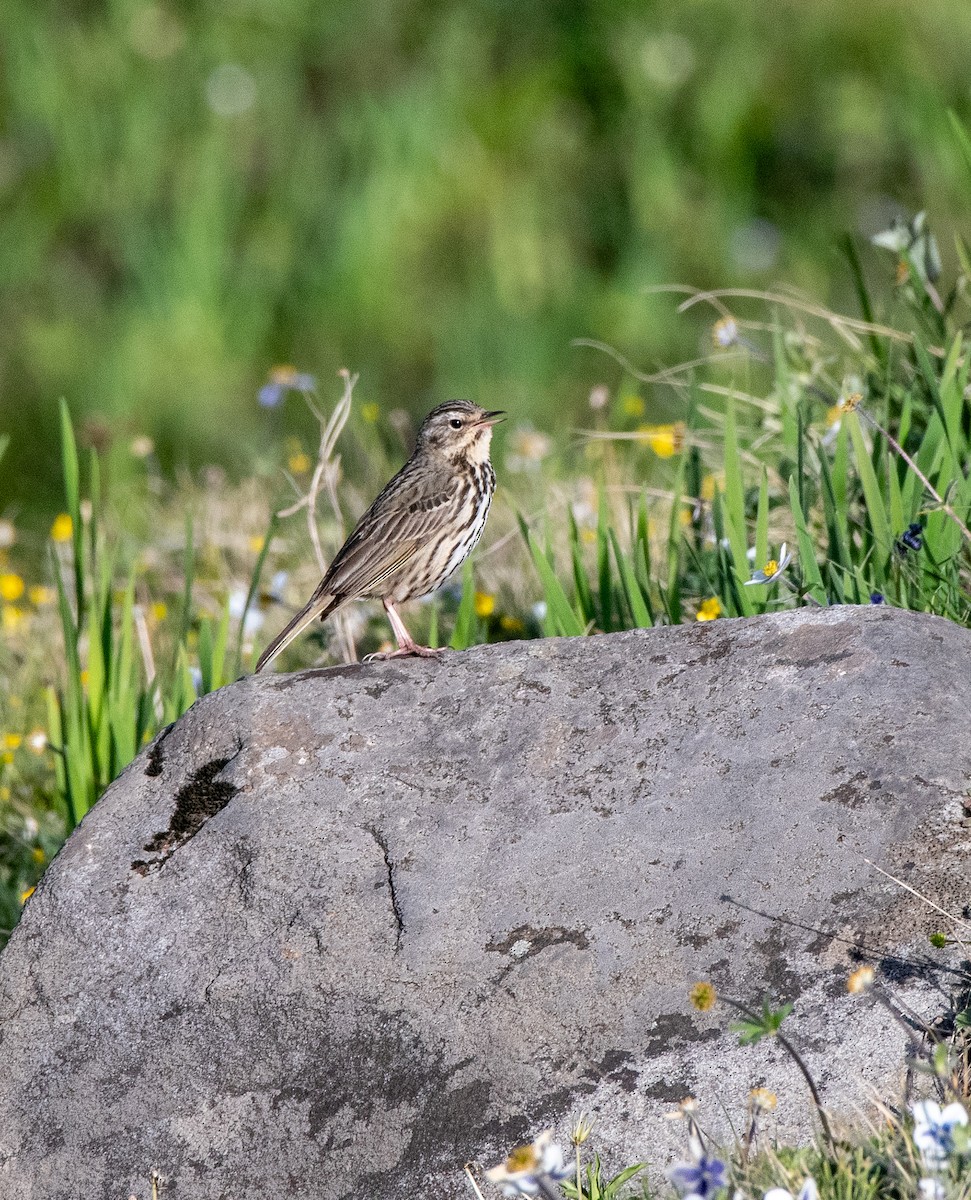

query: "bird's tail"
xmin=254 ymin=593 xmax=342 ymax=673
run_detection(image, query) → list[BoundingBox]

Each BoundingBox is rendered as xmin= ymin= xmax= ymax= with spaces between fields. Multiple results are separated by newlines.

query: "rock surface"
xmin=2 ymin=607 xmax=971 ymax=1199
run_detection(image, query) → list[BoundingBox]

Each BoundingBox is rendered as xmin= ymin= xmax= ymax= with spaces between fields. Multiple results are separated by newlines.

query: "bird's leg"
xmin=363 ymin=600 xmax=446 ymax=662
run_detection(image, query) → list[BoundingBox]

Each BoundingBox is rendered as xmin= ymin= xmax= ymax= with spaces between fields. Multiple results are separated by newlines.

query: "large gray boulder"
xmin=1 ymin=607 xmax=969 ymax=1199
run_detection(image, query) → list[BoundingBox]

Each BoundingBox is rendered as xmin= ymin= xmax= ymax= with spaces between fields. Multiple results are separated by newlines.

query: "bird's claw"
xmin=363 ymin=644 xmax=447 ymax=664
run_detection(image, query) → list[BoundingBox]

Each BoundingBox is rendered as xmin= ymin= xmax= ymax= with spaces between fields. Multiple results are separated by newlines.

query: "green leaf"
xmin=522 ymin=523 xmax=585 ymax=637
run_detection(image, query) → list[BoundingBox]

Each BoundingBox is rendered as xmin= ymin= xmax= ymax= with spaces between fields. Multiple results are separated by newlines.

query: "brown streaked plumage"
xmin=254 ymin=400 xmax=504 ymax=671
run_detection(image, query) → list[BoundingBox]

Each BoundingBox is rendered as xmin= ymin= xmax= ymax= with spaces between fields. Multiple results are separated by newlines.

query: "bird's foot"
xmin=363 ymin=643 xmax=446 ymax=664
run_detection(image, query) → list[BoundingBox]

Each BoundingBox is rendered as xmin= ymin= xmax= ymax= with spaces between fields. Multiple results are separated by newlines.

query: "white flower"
xmin=764 ymin=1180 xmax=818 ymax=1200
xmin=918 ymin=1179 xmax=946 ymax=1200
xmin=743 ymin=543 xmax=793 ymax=586
xmin=485 ymin=1130 xmax=572 ymax=1196
xmin=228 ymin=586 xmax=264 ymax=636
xmin=912 ymin=1100 xmax=969 ymax=1170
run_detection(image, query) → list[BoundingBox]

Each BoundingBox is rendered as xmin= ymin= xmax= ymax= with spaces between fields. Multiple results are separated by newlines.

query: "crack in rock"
xmin=368 ymin=826 xmax=404 ymax=951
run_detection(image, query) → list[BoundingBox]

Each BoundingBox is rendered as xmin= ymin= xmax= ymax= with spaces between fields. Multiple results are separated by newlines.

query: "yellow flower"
xmin=622 ymin=394 xmax=646 ymax=418
xmin=288 ymin=452 xmax=312 ymax=475
xmin=361 ymin=402 xmax=380 ymax=423
xmin=0 ymin=574 xmax=25 ymax=603
xmin=689 ymin=981 xmax=717 ymax=1012
xmin=847 ymin=965 xmax=875 ymax=993
xmin=3 ymin=734 xmax=21 ymax=751
xmin=749 ymin=1088 xmax=777 ymax=1111
xmin=150 ymin=601 xmax=168 ymax=623
xmin=28 ymin=585 xmax=55 ymax=607
xmin=474 ymin=592 xmax=496 ymax=619
xmin=637 ymin=422 xmax=686 ymax=458
xmin=248 ymin=535 xmax=265 ymax=555
xmin=19 ymin=886 xmax=35 ymax=905
xmin=700 ymin=474 xmax=721 ymax=502
xmin=499 ymin=615 xmax=525 ymax=635
xmin=2 ymin=606 xmax=25 ymax=632
xmin=51 ymin=513 xmax=73 ymax=542
xmin=696 ymin=597 xmax=722 ymax=622
xmin=762 ymin=559 xmax=779 ymax=577
xmin=32 ymin=846 xmax=45 ymax=865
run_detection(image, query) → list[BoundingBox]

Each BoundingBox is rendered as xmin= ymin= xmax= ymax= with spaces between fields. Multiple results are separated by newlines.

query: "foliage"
xmin=4 ymin=1 xmax=971 ymax=505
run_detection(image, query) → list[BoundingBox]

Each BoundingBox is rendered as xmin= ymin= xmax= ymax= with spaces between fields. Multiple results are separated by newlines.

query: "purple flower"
xmin=869 ymin=592 xmax=885 ymax=604
xmin=896 ymin=522 xmax=924 ymax=554
xmin=258 ymin=365 xmax=317 ymax=408
xmin=668 ymin=1153 xmax=728 ymax=1199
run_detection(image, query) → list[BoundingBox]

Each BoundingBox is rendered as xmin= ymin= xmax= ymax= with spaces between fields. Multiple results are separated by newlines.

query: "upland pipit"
xmin=255 ymin=400 xmax=504 ymax=671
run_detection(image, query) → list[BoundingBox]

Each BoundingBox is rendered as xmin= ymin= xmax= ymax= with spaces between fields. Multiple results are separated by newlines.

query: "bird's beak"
xmin=477 ymin=410 xmax=506 ymax=427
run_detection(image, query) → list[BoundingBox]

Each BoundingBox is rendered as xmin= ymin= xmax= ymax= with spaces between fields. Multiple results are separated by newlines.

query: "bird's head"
xmin=414 ymin=400 xmax=505 ymax=466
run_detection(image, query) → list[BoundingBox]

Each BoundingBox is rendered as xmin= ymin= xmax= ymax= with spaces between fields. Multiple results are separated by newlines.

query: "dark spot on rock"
xmin=644 ymin=1013 xmax=719 ymax=1057
xmin=144 ymin=723 xmax=175 ymax=777
xmin=583 ymin=1049 xmax=640 ymax=1093
xmin=131 ymin=753 xmax=241 ymax=874
xmin=819 ymin=771 xmax=881 ymax=810
xmin=486 ymin=924 xmax=590 ymax=972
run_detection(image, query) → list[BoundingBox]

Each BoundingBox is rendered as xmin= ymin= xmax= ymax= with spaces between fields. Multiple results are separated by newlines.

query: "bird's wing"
xmin=320 ymin=461 xmax=460 ymax=598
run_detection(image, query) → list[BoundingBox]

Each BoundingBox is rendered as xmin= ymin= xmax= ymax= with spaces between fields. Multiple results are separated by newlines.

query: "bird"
xmin=254 ymin=400 xmax=504 ymax=672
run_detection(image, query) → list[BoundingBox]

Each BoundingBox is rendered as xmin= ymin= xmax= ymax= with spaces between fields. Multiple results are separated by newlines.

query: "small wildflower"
xmin=26 ymin=729 xmax=47 ymax=754
xmin=248 ymin=535 xmax=265 ymax=555
xmin=258 ymin=365 xmax=316 ymax=408
xmin=689 ymin=981 xmax=717 ymax=1012
xmin=288 ymin=452 xmax=312 ymax=475
xmin=32 ymin=846 xmax=45 ymax=865
xmin=637 ymin=422 xmax=685 ymax=458
xmin=668 ymin=1152 xmax=727 ymax=1198
xmin=50 ymin=513 xmax=73 ymax=542
xmin=750 ymin=1088 xmax=777 ymax=1111
xmin=531 ymin=601 xmax=548 ymax=623
xmin=3 ymin=734 xmax=22 ymax=752
xmin=847 ymin=965 xmax=875 ymax=994
xmin=712 ymin=317 xmax=739 ymax=349
xmin=499 ymin=615 xmax=525 ymax=635
xmin=361 ymin=402 xmax=380 ymax=423
xmin=896 ymin=522 xmax=924 ymax=554
xmin=764 ymin=1181 xmax=818 ymax=1200
xmin=229 ymin=587 xmax=264 ymax=636
xmin=825 ymin=405 xmax=843 ymax=428
xmin=918 ymin=1180 xmax=946 ymax=1200
xmin=474 ymin=592 xmax=496 ymax=619
xmin=130 ymin=435 xmax=155 ymax=458
xmin=622 ymin=394 xmax=646 ymax=418
xmin=744 ymin=543 xmax=792 ymax=586
xmin=912 ymin=1100 xmax=969 ymax=1169
xmin=696 ymin=597 xmax=722 ymax=622
xmin=506 ymin=427 xmax=552 ymax=474
xmin=588 ymin=385 xmax=609 ymax=411
xmin=0 ymin=519 xmax=15 ymax=549
xmin=2 ymin=606 xmax=25 ymax=633
xmin=929 ymin=932 xmax=948 ymax=949
xmin=19 ymin=886 xmax=35 ymax=905
xmin=0 ymin=574 xmax=24 ymax=603
xmin=150 ymin=601 xmax=168 ymax=623
xmin=29 ymin=585 xmax=55 ymax=607
xmin=838 ymin=392 xmax=863 ymax=414
xmin=700 ymin=474 xmax=721 ymax=502
xmin=484 ymin=1130 xmax=571 ymax=1196
xmin=570 ymin=1113 xmax=595 ymax=1146
xmin=872 ymin=211 xmax=942 ymax=286
xmin=869 ymin=592 xmax=885 ymax=605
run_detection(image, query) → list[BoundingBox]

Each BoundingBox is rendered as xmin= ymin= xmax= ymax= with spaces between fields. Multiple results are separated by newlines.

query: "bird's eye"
xmin=449 ymin=418 xmax=463 ymax=429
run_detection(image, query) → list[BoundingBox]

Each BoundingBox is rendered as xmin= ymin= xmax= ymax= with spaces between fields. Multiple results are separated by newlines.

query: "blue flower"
xmin=668 ymin=1153 xmax=728 ymax=1199
xmin=258 ymin=365 xmax=317 ymax=408
xmin=896 ymin=522 xmax=924 ymax=555
xmin=869 ymin=592 xmax=885 ymax=605
xmin=912 ymin=1100 xmax=969 ymax=1170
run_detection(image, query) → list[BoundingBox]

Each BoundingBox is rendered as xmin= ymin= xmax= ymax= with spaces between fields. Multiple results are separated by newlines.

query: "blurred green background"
xmin=3 ymin=0 xmax=971 ymax=512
